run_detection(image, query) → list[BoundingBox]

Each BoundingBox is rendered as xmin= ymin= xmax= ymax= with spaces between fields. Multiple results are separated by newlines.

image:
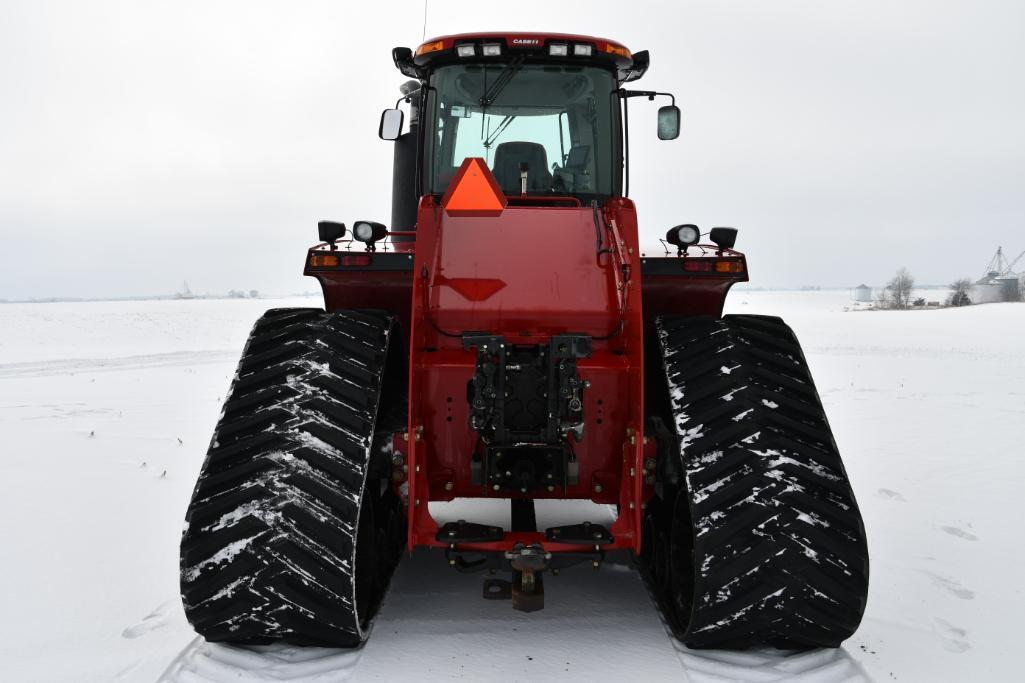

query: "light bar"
xmin=548 ymin=43 xmax=568 ymax=57
xmin=456 ymin=44 xmax=476 ymax=58
xmin=482 ymin=43 xmax=502 ymax=57
xmin=573 ymin=44 xmax=593 ymax=56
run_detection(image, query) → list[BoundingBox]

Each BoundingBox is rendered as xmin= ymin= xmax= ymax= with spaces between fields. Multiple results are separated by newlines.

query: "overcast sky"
xmin=1 ymin=0 xmax=1023 ymax=300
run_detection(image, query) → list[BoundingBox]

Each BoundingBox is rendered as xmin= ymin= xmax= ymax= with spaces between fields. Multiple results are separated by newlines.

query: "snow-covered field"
xmin=0 ymin=291 xmax=1022 ymax=682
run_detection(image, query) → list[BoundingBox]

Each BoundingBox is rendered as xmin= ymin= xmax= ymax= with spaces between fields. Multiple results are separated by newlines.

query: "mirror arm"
xmin=620 ymin=89 xmax=675 ymax=106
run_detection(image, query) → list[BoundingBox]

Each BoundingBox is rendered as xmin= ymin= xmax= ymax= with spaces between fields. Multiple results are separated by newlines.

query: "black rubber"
xmin=179 ymin=308 xmax=406 ymax=647
xmin=641 ymin=314 xmax=869 ymax=649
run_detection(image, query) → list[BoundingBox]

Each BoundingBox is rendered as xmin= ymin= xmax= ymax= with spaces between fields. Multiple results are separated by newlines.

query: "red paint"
xmin=305 ymin=196 xmax=746 ymax=557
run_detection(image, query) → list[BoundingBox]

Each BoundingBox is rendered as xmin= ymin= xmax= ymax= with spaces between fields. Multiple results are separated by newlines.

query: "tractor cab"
xmin=382 ymin=33 xmax=679 ymax=223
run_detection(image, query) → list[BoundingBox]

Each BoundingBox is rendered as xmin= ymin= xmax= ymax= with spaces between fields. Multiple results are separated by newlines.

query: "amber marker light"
xmin=415 ymin=40 xmax=445 ymax=56
xmin=604 ymin=43 xmax=631 ymax=58
xmin=715 ymin=260 xmax=745 ymax=274
xmin=309 ymin=253 xmax=340 ymax=268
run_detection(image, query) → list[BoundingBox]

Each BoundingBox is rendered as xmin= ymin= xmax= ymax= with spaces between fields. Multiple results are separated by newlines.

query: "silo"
xmin=969 ymin=273 xmax=1004 ymax=304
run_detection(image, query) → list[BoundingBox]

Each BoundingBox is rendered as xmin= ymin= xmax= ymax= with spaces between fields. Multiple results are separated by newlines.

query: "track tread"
xmin=645 ymin=314 xmax=869 ymax=649
xmin=180 ymin=307 xmax=405 ymax=647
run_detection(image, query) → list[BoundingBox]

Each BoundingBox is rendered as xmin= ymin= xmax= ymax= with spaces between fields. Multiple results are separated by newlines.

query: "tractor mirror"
xmin=379 ymin=108 xmax=404 ymax=140
xmin=657 ymin=105 xmax=680 ymax=140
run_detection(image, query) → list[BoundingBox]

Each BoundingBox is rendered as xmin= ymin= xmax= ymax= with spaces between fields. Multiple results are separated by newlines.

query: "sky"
xmin=0 ymin=0 xmax=1023 ymax=300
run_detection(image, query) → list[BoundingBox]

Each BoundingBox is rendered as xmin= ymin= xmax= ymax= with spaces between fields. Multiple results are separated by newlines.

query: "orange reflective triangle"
xmin=441 ymin=157 xmax=507 ymax=217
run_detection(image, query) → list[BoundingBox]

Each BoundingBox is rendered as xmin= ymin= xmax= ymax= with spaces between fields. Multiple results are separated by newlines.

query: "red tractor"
xmin=180 ymin=32 xmax=868 ymax=650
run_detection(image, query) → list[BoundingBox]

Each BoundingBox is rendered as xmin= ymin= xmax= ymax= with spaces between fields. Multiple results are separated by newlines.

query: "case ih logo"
xmin=511 ymin=38 xmax=540 ymax=45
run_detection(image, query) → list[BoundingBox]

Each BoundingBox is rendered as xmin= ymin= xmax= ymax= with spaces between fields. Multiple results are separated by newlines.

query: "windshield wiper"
xmin=483 ymin=114 xmax=516 ymax=148
xmin=479 ymin=56 xmax=525 ymax=108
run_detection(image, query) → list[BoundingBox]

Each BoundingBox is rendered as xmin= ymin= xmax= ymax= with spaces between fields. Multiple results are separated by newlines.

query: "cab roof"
xmin=403 ymin=31 xmax=649 ymax=83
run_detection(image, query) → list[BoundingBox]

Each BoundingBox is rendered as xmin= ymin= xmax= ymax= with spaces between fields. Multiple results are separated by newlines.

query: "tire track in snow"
xmin=0 ymin=350 xmax=239 ymax=379
xmin=157 ymin=638 xmax=362 ymax=683
xmin=671 ymin=645 xmax=871 ymax=682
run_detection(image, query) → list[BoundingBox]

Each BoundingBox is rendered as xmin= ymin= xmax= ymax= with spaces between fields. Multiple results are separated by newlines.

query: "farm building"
xmin=970 ymin=247 xmax=1023 ymax=304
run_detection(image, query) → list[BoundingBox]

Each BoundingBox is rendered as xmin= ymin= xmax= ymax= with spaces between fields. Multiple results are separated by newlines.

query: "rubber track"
xmin=179 ymin=308 xmax=399 ymax=647
xmin=649 ymin=314 xmax=869 ymax=649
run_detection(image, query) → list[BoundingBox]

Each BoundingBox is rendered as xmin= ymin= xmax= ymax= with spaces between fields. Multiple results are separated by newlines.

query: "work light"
xmin=317 ymin=221 xmax=346 ymax=249
xmin=573 ymin=44 xmax=593 ymax=56
xmin=457 ymin=44 xmax=476 ymax=58
xmin=353 ymin=221 xmax=388 ymax=249
xmin=709 ymin=227 xmax=738 ymax=250
xmin=482 ymin=43 xmax=502 ymax=57
xmin=666 ymin=224 xmax=700 ymax=250
xmin=549 ymin=43 xmax=568 ymax=57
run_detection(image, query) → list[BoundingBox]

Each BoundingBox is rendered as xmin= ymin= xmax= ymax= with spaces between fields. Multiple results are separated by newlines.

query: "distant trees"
xmin=947 ymin=278 xmax=973 ymax=307
xmin=883 ymin=267 xmax=915 ymax=309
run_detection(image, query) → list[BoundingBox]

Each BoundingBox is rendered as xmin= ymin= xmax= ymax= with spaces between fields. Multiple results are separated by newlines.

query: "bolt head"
xmin=444 ymin=481 xmax=454 ymax=491
xmin=594 ymin=484 xmax=604 ymax=494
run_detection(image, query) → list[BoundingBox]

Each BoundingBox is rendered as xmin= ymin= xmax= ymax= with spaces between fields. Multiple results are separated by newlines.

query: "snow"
xmin=0 ymin=291 xmax=1023 ymax=681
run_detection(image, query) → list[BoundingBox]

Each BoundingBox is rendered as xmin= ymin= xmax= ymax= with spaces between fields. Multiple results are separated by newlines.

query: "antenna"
xmin=422 ymin=0 xmax=428 ymax=42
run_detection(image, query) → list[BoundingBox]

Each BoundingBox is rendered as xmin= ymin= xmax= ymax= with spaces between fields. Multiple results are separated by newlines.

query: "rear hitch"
xmin=505 ymin=543 xmax=550 ymax=613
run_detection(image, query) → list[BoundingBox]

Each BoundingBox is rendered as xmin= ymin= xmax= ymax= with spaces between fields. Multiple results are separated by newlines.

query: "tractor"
xmin=179 ymin=32 xmax=868 ymax=650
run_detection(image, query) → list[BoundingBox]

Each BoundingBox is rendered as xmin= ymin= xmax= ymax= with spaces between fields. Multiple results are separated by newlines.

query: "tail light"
xmin=309 ymin=253 xmax=340 ymax=268
xmin=682 ymin=259 xmax=745 ymax=274
xmin=308 ymin=253 xmax=374 ymax=268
